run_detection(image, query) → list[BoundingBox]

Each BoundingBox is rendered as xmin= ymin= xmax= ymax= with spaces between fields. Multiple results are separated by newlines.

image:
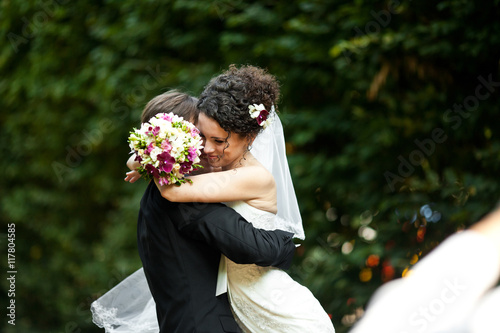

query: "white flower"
xmin=171 ymin=145 xmax=184 ymax=158
xmin=248 ymin=104 xmax=266 ymax=119
xmin=138 ymin=123 xmax=150 ymax=134
xmin=261 ymin=118 xmax=273 ymax=129
xmin=171 ymin=136 xmax=184 ymax=149
xmin=150 ymin=147 xmax=162 ymax=161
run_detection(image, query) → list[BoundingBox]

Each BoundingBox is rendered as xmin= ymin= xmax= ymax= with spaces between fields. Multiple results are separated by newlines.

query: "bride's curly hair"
xmin=197 ymin=64 xmax=280 ymax=139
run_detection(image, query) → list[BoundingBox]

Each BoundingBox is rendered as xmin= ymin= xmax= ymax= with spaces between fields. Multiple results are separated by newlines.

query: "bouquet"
xmin=128 ymin=112 xmax=203 ymax=185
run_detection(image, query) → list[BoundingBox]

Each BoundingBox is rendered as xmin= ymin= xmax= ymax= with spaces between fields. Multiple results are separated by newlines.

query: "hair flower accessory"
xmin=249 ymin=104 xmax=272 ymax=129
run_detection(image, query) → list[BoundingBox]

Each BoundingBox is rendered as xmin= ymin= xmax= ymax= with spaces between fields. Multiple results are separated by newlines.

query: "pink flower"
xmin=158 ymin=177 xmax=169 ymax=186
xmin=187 ymin=146 xmax=198 ymax=162
xmin=145 ymin=142 xmax=155 ymax=155
xmin=161 ymin=113 xmax=173 ymax=122
xmin=161 ymin=139 xmax=172 ymax=152
xmin=190 ymin=127 xmax=200 ymax=137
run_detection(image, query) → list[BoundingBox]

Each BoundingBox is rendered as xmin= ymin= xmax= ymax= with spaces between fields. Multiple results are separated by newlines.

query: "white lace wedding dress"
xmin=223 ymin=201 xmax=335 ymax=333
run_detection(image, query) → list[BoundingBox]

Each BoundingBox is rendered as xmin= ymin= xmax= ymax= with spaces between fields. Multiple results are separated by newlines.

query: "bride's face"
xmin=197 ymin=112 xmax=249 ymax=170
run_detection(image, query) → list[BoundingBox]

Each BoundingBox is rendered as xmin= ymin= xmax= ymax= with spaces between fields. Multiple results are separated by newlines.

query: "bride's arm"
xmin=155 ymin=166 xmax=274 ymax=203
xmin=470 ymin=207 xmax=500 ymax=259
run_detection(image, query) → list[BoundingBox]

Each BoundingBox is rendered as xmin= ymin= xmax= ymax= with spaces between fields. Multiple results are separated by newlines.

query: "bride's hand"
xmin=124 ymin=170 xmax=142 ymax=183
xmin=127 ymin=155 xmax=141 ymax=170
xmin=125 ymin=154 xmax=142 ymax=183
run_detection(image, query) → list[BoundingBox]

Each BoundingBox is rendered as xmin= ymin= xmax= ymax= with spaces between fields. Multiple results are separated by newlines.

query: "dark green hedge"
xmin=1 ymin=1 xmax=499 ymax=332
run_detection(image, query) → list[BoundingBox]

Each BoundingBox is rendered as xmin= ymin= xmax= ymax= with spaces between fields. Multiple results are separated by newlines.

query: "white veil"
xmin=91 ymin=268 xmax=158 ymax=332
xmin=251 ymin=110 xmax=305 ymax=240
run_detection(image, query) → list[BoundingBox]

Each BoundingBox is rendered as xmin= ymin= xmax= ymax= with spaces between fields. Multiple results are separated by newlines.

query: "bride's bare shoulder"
xmin=238 ymin=165 xmax=275 ymax=188
xmin=239 ymin=165 xmax=277 ymax=213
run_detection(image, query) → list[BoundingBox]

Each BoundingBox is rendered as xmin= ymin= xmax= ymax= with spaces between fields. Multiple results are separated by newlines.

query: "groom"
xmin=137 ymin=178 xmax=296 ymax=333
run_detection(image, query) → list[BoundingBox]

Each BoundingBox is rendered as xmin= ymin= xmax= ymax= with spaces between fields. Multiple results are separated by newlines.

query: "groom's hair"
xmin=141 ymin=90 xmax=199 ymax=124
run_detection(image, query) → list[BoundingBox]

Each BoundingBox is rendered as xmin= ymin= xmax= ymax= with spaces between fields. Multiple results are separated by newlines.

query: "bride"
xmin=153 ymin=65 xmax=335 ymax=332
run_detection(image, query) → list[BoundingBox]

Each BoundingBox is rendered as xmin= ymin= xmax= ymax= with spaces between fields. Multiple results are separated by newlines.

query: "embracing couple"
xmin=91 ymin=65 xmax=335 ymax=333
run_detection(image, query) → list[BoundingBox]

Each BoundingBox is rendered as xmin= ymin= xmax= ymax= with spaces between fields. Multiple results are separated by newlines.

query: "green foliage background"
xmin=1 ymin=0 xmax=499 ymax=332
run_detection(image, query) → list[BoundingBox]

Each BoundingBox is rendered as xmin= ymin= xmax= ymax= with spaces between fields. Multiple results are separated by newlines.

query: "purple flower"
xmin=157 ymin=152 xmax=175 ymax=173
xmin=256 ymin=110 xmax=269 ymax=126
xmin=179 ymin=162 xmax=192 ymax=174
xmin=147 ymin=126 xmax=160 ymax=137
xmin=134 ymin=154 xmax=142 ymax=162
xmin=145 ymin=164 xmax=159 ymax=178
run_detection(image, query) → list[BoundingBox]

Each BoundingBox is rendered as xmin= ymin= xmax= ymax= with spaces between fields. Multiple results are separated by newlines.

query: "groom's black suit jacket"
xmin=137 ymin=181 xmax=296 ymax=333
